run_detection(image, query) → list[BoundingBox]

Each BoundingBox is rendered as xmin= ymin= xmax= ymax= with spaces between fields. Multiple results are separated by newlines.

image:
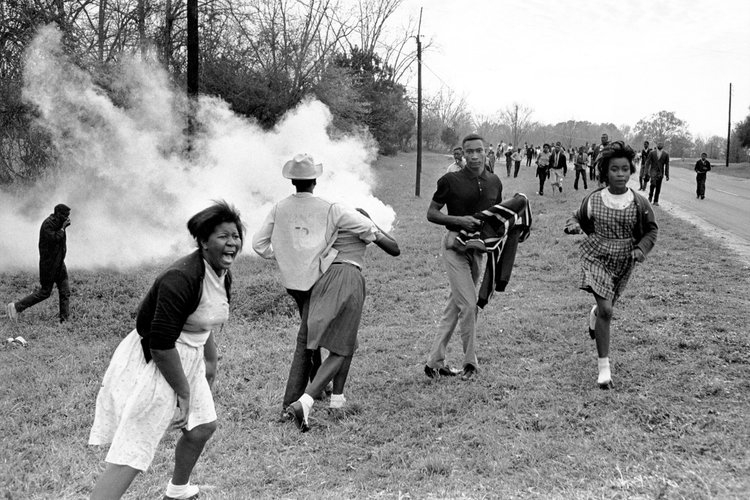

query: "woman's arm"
xmin=373 ymin=230 xmax=400 ymax=256
xmin=355 ymin=208 xmax=401 ymax=256
xmin=146 ymin=268 xmax=197 ymax=428
xmin=151 ymin=348 xmax=191 ymax=429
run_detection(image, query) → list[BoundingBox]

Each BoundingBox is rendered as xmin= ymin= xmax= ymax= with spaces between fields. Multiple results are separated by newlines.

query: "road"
xmin=634 ymin=164 xmax=750 ymax=263
xmin=656 ymin=165 xmax=750 ymax=241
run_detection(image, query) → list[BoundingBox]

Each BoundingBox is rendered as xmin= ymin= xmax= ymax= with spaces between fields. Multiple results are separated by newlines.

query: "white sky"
xmin=393 ymin=0 xmax=750 ymax=139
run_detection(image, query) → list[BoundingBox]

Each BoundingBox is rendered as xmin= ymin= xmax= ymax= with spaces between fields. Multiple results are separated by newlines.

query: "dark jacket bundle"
xmin=136 ymin=250 xmax=233 ymax=362
xmin=454 ymin=193 xmax=532 ymax=308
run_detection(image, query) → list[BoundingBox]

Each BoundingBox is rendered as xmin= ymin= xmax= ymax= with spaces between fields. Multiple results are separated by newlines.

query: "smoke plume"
xmin=0 ymin=25 xmax=395 ymax=272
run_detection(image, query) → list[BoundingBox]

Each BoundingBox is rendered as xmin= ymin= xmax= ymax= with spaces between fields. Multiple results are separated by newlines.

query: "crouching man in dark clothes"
xmin=7 ymin=203 xmax=72 ymax=323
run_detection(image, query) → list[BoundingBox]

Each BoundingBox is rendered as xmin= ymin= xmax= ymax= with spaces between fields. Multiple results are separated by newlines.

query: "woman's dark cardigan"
xmin=136 ymin=250 xmax=232 ymax=362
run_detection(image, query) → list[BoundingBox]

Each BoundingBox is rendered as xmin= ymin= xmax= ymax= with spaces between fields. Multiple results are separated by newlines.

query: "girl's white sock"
xmin=329 ymin=393 xmax=346 ymax=409
xmin=299 ymin=393 xmax=314 ymax=421
xmin=165 ymin=480 xmax=199 ymax=499
xmin=597 ymin=357 xmax=611 ymax=384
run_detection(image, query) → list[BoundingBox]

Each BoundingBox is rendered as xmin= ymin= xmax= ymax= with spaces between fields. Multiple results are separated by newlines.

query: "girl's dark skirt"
xmin=307 ymin=263 xmax=366 ymax=356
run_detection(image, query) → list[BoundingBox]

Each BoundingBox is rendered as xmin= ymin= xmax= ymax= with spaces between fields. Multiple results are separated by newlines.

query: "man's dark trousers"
xmin=282 ymin=288 xmax=322 ymax=409
xmin=649 ymin=177 xmax=663 ymax=203
xmin=16 ymin=263 xmax=70 ymax=321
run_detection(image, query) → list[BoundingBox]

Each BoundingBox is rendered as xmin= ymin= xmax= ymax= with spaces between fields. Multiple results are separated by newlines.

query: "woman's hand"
xmin=170 ymin=394 xmax=191 ymax=430
xmin=205 ymin=361 xmax=217 ymax=391
xmin=151 ymin=347 xmax=191 ymax=429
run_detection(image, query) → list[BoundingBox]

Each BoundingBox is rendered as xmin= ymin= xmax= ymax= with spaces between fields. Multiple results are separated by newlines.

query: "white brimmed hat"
xmin=282 ymin=153 xmax=323 ymax=180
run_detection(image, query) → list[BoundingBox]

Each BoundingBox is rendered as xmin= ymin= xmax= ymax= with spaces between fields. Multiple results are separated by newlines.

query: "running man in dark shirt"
xmin=424 ymin=133 xmax=502 ymax=381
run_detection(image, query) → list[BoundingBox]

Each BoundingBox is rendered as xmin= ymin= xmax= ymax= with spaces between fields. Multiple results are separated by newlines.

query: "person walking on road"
xmin=695 ymin=152 xmax=711 ymax=200
xmin=638 ymin=141 xmax=651 ymax=191
xmin=646 ymin=141 xmax=670 ymax=206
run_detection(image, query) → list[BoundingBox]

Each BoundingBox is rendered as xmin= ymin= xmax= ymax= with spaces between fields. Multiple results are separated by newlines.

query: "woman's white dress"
xmin=88 ymin=263 xmax=228 ymax=471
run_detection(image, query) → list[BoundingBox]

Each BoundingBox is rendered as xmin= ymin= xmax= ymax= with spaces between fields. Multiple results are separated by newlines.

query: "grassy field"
xmin=2 ymin=151 xmax=749 ymax=499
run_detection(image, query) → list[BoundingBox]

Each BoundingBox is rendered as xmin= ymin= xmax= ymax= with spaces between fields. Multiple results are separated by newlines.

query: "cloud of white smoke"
xmin=0 ymin=25 xmax=395 ymax=272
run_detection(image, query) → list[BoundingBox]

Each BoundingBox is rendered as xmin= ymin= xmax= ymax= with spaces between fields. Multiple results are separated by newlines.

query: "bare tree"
xmin=228 ymin=0 xmax=353 ymax=99
xmin=424 ymin=86 xmax=470 ymax=129
xmin=350 ymin=0 xmax=403 ymax=56
xmin=472 ymin=114 xmax=505 ymax=146
xmin=559 ymin=120 xmax=578 ymax=150
xmin=500 ymin=103 xmax=534 ymax=147
xmin=333 ymin=0 xmax=430 ymax=85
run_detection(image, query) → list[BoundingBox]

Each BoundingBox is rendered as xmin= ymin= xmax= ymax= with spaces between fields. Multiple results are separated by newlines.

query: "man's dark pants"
xmin=282 ymin=288 xmax=321 ymax=409
xmin=574 ymin=169 xmax=588 ymax=190
xmin=696 ymin=173 xmax=707 ymax=198
xmin=537 ymin=168 xmax=548 ymax=195
xmin=16 ymin=264 xmax=70 ymax=321
xmin=649 ymin=177 xmax=664 ymax=203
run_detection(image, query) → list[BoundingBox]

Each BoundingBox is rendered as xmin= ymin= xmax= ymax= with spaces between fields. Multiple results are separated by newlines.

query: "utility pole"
xmin=187 ymin=0 xmax=198 ymax=97
xmin=415 ymin=7 xmax=423 ymax=197
xmin=186 ymin=0 xmax=198 ymax=154
xmin=726 ymin=82 xmax=731 ymax=167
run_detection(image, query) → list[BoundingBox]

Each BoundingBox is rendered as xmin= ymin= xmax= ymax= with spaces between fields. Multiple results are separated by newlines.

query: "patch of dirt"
xmin=658 ymin=200 xmax=750 ymax=267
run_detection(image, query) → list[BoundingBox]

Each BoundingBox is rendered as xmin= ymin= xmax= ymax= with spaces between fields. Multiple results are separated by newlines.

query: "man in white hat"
xmin=252 ymin=154 xmax=381 ymax=419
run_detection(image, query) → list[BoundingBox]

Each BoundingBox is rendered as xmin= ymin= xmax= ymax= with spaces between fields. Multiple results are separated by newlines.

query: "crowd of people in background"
xmin=445 ymin=132 xmax=711 ymax=207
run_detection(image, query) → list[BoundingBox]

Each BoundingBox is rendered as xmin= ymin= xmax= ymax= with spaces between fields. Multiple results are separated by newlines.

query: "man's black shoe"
xmin=424 ymin=365 xmax=439 ymax=379
xmin=460 ymin=364 xmax=477 ymax=381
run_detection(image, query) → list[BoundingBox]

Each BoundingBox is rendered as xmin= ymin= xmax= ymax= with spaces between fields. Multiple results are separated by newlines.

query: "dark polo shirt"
xmin=432 ymin=167 xmax=503 ymax=232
